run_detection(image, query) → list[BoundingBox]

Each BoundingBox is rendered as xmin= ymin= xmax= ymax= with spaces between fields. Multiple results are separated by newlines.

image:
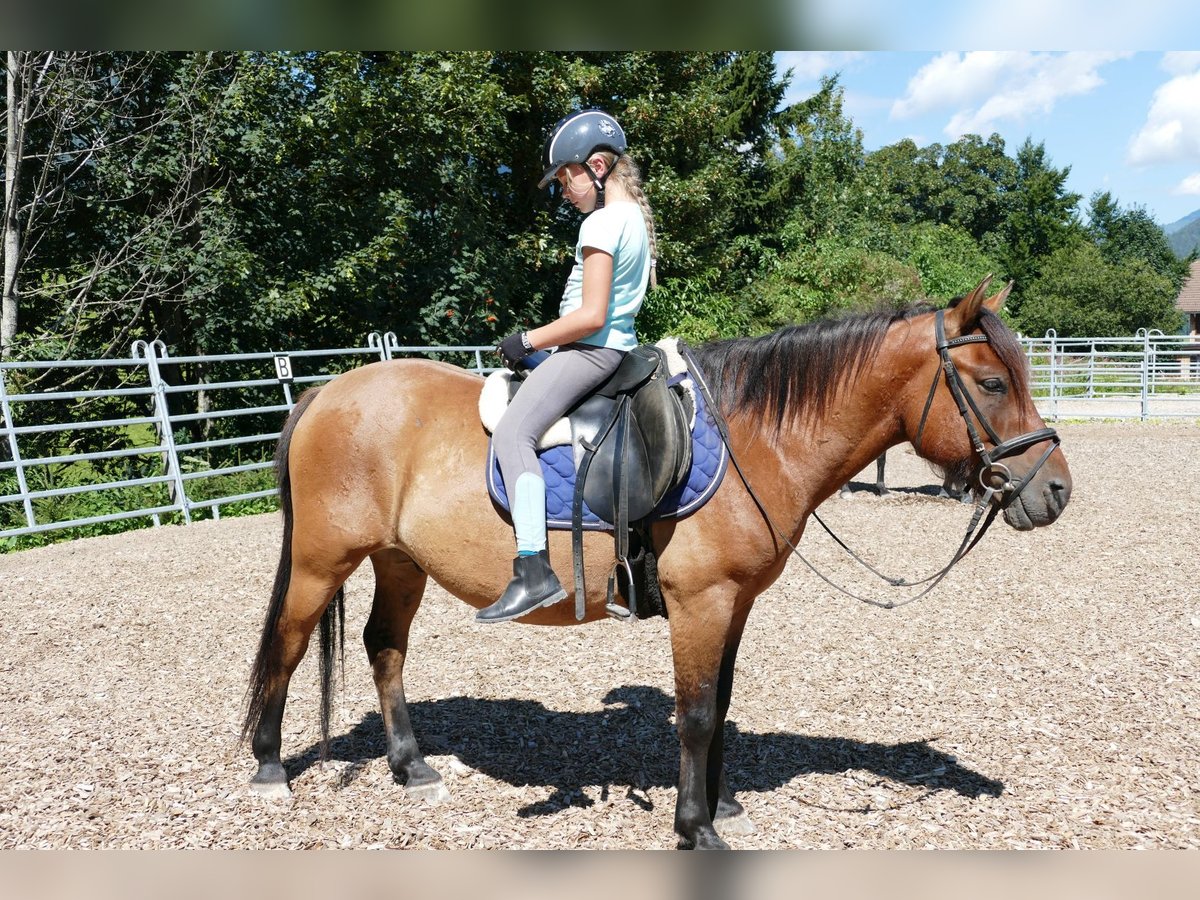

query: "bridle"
xmin=913 ymin=309 xmax=1060 ymax=510
xmin=678 ymin=310 xmax=1061 ymax=610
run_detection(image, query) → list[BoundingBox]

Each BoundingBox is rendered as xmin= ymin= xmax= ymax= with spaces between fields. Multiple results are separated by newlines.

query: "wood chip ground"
xmin=1 ymin=423 xmax=1197 ymax=849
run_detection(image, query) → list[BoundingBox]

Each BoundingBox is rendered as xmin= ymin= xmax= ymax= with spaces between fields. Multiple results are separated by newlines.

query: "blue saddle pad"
xmin=486 ymin=374 xmax=728 ymax=531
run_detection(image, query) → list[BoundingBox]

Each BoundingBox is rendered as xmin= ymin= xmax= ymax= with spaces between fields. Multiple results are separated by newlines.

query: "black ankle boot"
xmin=476 ymin=550 xmax=568 ymax=623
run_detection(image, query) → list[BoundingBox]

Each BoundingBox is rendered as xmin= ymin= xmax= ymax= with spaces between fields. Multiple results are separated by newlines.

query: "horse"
xmin=241 ymin=277 xmax=1072 ymax=849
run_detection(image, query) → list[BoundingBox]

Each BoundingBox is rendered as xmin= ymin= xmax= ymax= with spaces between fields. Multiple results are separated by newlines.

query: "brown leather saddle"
xmin=509 ymin=344 xmax=694 ymax=619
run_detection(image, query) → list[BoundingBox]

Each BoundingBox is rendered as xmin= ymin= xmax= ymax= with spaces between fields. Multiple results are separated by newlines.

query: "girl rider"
xmin=477 ymin=109 xmax=658 ymax=623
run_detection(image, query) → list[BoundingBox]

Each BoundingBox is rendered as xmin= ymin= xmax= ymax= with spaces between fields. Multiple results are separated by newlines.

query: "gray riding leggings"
xmin=492 ymin=342 xmax=625 ymax=495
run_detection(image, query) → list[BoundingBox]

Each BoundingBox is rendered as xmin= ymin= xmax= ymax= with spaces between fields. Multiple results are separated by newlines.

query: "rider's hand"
xmin=497 ymin=331 xmax=533 ymax=370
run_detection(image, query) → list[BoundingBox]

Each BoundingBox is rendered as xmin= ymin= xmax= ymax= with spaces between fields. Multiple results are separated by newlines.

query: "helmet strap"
xmin=587 ymin=155 xmax=619 ymax=210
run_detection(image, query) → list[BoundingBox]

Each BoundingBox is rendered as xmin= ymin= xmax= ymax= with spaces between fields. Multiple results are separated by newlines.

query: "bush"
xmin=1016 ymin=241 xmax=1185 ymax=337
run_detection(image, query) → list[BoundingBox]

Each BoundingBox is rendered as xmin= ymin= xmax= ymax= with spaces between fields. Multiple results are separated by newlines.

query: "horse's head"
xmin=902 ymin=277 xmax=1072 ymax=530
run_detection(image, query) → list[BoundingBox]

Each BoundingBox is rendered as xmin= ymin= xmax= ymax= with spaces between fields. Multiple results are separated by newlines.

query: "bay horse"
xmin=242 ymin=278 xmax=1072 ymax=849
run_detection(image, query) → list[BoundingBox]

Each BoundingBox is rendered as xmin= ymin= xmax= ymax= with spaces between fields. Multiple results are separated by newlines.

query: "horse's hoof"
xmin=250 ymin=763 xmax=291 ymax=799
xmin=677 ymin=828 xmax=731 ymax=850
xmin=250 ymin=779 xmax=292 ymax=800
xmin=716 ymin=811 xmax=756 ymax=835
xmin=406 ymin=779 xmax=450 ymax=805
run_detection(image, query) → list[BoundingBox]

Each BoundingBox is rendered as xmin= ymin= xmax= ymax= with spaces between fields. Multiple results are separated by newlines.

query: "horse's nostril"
xmin=1047 ymin=477 xmax=1071 ymax=511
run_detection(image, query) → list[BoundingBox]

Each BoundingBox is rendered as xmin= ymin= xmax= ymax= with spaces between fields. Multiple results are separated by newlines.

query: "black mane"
xmin=689 ymin=304 xmax=1029 ymax=438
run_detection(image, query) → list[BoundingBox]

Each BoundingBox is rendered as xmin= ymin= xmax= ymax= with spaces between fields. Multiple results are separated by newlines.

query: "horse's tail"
xmin=242 ymin=386 xmax=344 ymax=756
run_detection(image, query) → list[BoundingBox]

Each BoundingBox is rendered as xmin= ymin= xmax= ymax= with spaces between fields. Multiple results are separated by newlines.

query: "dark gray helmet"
xmin=537 ymin=109 xmax=627 ymax=189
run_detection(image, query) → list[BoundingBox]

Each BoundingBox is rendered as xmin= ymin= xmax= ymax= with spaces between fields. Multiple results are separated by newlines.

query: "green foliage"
xmin=906 ymin=223 xmax=1005 ymax=301
xmin=8 ymin=50 xmax=1192 ymax=425
xmin=997 ymin=138 xmax=1084 ymax=309
xmin=1087 ymin=192 xmax=1190 ymax=288
xmin=766 ymin=76 xmax=866 ymax=241
xmin=747 ymin=229 xmax=924 ymax=330
xmin=1015 ymin=240 xmax=1184 ymax=337
xmin=860 ymin=133 xmax=1017 ymax=243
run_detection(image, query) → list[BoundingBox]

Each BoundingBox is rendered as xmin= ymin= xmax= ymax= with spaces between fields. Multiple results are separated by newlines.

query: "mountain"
xmin=1164 ymin=208 xmax=1200 ymax=234
xmin=1168 ymin=217 xmax=1200 ymax=259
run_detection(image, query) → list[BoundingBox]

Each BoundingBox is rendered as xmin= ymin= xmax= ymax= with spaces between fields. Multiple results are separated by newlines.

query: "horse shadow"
xmin=840 ymin=480 xmax=966 ymax=500
xmin=282 ymin=685 xmax=1003 ymax=816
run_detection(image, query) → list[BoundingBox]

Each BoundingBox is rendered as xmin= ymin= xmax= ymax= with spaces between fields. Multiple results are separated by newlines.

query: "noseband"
xmin=914 ymin=310 xmax=1060 ymax=509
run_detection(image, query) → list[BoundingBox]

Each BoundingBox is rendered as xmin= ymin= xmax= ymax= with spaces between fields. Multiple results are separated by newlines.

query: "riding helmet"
xmin=537 ymin=109 xmax=627 ymax=189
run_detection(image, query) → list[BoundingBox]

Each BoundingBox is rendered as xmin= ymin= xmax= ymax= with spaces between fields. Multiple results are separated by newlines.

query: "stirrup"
xmin=605 ymin=556 xmax=636 ymax=620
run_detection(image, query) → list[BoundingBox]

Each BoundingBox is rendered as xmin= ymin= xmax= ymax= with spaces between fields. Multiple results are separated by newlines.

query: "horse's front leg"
xmin=364 ymin=550 xmax=448 ymax=803
xmin=710 ymin=606 xmax=756 ymax=835
xmin=669 ymin=591 xmax=736 ymax=849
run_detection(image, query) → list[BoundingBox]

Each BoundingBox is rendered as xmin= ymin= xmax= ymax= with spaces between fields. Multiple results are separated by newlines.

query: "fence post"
xmin=1087 ymin=342 xmax=1095 ymax=398
xmin=368 ymin=332 xmax=388 ymax=362
xmin=1046 ymin=329 xmax=1058 ymax=420
xmin=0 ymin=367 xmax=37 ymax=529
xmin=1137 ymin=328 xmax=1150 ymax=420
xmin=383 ymin=332 xmax=399 ymax=361
xmin=137 ymin=340 xmax=191 ymax=525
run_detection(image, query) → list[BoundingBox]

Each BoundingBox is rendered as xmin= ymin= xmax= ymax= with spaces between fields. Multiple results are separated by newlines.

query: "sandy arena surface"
xmin=1 ymin=422 xmax=1198 ymax=849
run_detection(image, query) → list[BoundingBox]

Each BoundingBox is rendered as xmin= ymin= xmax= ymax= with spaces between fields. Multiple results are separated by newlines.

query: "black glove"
xmin=497 ymin=331 xmax=532 ymax=370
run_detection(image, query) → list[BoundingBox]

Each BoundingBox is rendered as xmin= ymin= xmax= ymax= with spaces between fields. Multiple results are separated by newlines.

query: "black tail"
xmin=241 ymin=387 xmax=344 ymax=755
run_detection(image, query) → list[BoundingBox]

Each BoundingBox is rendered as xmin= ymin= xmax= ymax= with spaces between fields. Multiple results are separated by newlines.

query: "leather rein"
xmin=680 ymin=311 xmax=1061 ymax=609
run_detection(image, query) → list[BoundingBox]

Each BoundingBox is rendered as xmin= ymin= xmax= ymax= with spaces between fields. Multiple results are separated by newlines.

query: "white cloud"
xmin=890 ymin=52 xmax=1025 ymax=120
xmin=1162 ymin=52 xmax=1200 ymax=76
xmin=776 ymin=51 xmax=865 ymax=83
xmin=1174 ymin=173 xmax=1200 ymax=195
xmin=892 ymin=51 xmax=1130 ymax=139
xmin=1128 ymin=71 xmax=1200 ymax=165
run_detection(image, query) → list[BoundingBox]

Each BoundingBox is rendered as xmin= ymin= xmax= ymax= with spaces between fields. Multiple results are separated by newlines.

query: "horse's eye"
xmin=980 ymin=377 xmax=1007 ymax=394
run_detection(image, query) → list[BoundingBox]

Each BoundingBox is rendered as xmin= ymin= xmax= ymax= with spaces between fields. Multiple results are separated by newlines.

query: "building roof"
xmin=1178 ymin=260 xmax=1200 ymax=314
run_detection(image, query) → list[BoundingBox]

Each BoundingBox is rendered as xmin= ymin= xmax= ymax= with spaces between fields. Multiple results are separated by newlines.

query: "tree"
xmin=765 ymin=75 xmax=866 ymax=241
xmin=1087 ymin=191 xmax=1189 ymax=288
xmin=1016 ymin=239 xmax=1182 ymax=337
xmin=997 ymin=138 xmax=1083 ymax=309
xmin=861 ymin=133 xmax=1016 ymax=243
xmin=2 ymin=52 xmax=231 ymax=363
xmin=905 ymin=222 xmax=1005 ymax=302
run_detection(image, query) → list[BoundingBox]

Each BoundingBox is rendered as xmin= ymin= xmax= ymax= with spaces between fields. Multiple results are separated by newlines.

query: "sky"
xmin=775 ymin=50 xmax=1200 ymax=229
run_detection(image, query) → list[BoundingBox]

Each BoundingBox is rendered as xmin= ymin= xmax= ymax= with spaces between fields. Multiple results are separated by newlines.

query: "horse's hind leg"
xmin=364 ymin=549 xmax=448 ymax=804
xmin=250 ymin=558 xmax=359 ymax=798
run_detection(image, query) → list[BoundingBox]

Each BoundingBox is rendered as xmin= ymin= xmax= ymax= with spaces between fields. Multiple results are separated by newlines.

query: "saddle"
xmin=507 ymin=344 xmax=694 ymax=620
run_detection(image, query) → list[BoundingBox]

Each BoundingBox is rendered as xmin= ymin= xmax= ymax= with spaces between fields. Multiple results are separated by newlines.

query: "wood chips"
xmin=1 ymin=423 xmax=1197 ymax=849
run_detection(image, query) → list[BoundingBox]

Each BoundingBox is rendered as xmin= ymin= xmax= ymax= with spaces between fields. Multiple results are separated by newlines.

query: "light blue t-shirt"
xmin=558 ymin=202 xmax=650 ymax=351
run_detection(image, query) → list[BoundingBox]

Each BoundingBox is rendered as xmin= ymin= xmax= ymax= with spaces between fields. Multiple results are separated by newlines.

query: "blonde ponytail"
xmin=595 ymin=152 xmax=658 ymax=289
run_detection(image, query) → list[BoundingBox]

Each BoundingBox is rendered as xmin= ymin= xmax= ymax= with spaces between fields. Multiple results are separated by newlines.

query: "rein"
xmin=678 ymin=312 xmax=1060 ymax=610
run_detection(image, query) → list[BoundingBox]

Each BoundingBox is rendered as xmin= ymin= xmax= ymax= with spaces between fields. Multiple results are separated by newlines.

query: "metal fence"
xmin=3 ymin=329 xmax=1199 ymax=545
xmin=1020 ymin=329 xmax=1200 ymax=420
xmin=0 ymin=333 xmax=496 ymax=544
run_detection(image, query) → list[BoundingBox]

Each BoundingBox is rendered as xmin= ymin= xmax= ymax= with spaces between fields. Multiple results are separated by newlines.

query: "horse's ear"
xmin=944 ymin=275 xmax=1007 ymax=337
xmin=984 ymin=280 xmax=1013 ymax=314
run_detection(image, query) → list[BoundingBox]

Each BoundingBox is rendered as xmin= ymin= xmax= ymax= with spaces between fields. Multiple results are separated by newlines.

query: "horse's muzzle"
xmin=1000 ymin=469 xmax=1071 ymax=530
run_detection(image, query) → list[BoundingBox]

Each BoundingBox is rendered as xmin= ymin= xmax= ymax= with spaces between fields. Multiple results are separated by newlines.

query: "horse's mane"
xmin=690 ymin=303 xmax=1029 ymax=438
